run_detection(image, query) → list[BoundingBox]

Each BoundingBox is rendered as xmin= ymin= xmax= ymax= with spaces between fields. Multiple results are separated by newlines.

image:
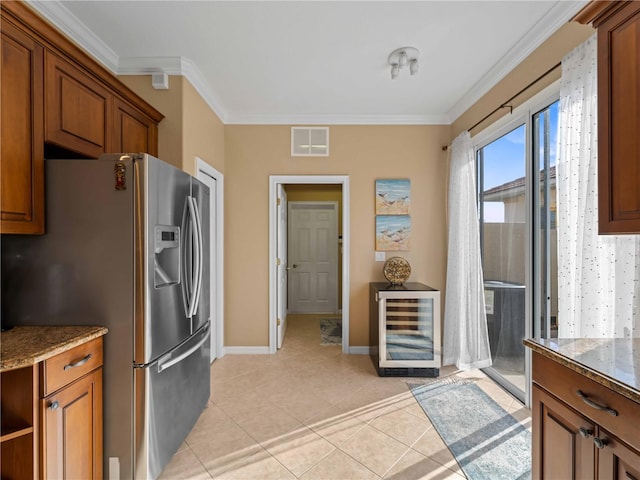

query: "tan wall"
xmin=452 ymin=21 xmax=594 ymax=139
xmin=182 ymin=80 xmax=225 ymax=175
xmin=225 ymin=125 xmax=450 ymax=347
xmin=119 ymin=75 xmax=224 ymax=175
xmin=118 ymin=75 xmax=183 ymax=168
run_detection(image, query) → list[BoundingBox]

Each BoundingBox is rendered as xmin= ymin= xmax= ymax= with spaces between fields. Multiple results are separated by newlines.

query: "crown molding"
xmin=446 ymin=0 xmax=589 ymax=123
xmin=225 ymin=113 xmax=450 ymax=125
xmin=25 ymin=0 xmax=585 ymax=127
xmin=25 ymin=0 xmax=119 ymax=72
xmin=117 ymin=57 xmax=229 ymax=123
xmin=117 ymin=57 xmax=185 ymax=76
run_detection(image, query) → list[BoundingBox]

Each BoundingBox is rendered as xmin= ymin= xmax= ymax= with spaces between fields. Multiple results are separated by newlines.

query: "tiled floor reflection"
xmin=160 ymin=314 xmax=531 ymax=479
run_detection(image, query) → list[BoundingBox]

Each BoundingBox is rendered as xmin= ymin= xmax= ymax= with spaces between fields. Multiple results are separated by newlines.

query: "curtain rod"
xmin=442 ymin=62 xmax=561 ymax=151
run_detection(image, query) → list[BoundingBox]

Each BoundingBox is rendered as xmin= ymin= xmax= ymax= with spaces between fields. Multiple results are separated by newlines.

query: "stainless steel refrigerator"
xmin=2 ymin=153 xmax=211 ymax=479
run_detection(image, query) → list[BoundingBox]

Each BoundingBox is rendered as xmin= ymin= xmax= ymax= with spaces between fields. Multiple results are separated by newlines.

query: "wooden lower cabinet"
xmin=0 ymin=366 xmax=38 ymax=480
xmin=597 ymin=431 xmax=640 ymax=480
xmin=0 ymin=337 xmax=103 ymax=480
xmin=532 ymin=352 xmax=640 ymax=480
xmin=41 ymin=368 xmax=103 ymax=480
xmin=532 ymin=385 xmax=595 ymax=480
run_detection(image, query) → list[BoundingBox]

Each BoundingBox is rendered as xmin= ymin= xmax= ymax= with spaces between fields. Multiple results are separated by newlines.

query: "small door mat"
xmin=319 ymin=318 xmax=342 ymax=345
xmin=409 ymin=380 xmax=531 ymax=479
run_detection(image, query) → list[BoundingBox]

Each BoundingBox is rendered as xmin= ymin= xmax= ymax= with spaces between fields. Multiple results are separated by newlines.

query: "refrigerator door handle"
xmin=186 ymin=197 xmax=202 ymax=318
xmin=156 ymin=325 xmax=209 ymax=373
xmin=181 ymin=199 xmax=193 ymax=318
xmin=190 ymin=196 xmax=204 ymax=316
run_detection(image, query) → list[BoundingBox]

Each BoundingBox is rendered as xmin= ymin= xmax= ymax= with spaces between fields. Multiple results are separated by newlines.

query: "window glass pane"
xmin=533 ymin=100 xmax=559 ymax=338
xmin=478 ymin=124 xmax=527 ymax=394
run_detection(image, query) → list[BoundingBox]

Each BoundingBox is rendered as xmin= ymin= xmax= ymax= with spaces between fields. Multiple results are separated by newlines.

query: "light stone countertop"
xmin=0 ymin=325 xmax=108 ymax=372
xmin=524 ymin=338 xmax=640 ymax=404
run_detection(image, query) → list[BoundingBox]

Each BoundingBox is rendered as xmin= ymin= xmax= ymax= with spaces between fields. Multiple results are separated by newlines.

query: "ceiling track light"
xmin=391 ymin=63 xmax=400 ymax=79
xmin=388 ymin=47 xmax=419 ymax=80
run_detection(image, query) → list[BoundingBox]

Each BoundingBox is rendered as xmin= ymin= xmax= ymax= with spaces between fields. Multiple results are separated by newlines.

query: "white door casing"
xmin=196 ymin=158 xmax=224 ymax=361
xmin=268 ymin=175 xmax=350 ymax=354
xmin=276 ymin=185 xmax=288 ymax=348
xmin=288 ymin=202 xmax=338 ymax=314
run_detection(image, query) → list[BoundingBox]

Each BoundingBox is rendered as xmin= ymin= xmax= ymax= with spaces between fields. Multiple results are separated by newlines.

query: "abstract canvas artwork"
xmin=376 ymin=215 xmax=411 ymax=251
xmin=375 ymin=179 xmax=410 ymax=215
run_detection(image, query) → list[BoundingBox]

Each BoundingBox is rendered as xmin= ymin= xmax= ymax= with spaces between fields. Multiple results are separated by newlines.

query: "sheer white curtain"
xmin=557 ymin=34 xmax=640 ymax=338
xmin=443 ymin=131 xmax=492 ymax=369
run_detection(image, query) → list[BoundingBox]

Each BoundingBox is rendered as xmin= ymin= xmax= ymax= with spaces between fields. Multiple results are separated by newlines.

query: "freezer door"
xmin=134 ymin=323 xmax=210 ymax=480
xmin=190 ymin=177 xmax=210 ymax=334
xmin=140 ymin=155 xmax=192 ymax=364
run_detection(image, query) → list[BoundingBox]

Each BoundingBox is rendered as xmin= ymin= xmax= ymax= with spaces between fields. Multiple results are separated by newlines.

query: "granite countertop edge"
xmin=524 ymin=338 xmax=640 ymax=405
xmin=0 ymin=325 xmax=108 ymax=372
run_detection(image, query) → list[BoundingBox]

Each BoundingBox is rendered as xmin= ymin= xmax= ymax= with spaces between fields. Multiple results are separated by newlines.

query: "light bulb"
xmin=399 ymin=51 xmax=408 ymax=67
xmin=410 ymin=59 xmax=418 ymax=75
xmin=391 ymin=63 xmax=399 ymax=79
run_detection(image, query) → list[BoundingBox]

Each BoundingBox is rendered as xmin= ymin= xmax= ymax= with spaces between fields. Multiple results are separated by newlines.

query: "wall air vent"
xmin=291 ymin=127 xmax=329 ymax=157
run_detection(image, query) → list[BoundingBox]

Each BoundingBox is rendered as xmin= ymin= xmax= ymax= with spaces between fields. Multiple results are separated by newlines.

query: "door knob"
xmin=286 ymin=264 xmax=298 ymax=270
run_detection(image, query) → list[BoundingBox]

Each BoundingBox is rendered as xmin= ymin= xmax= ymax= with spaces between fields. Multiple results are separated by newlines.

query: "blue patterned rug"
xmin=410 ymin=380 xmax=531 ymax=480
xmin=319 ymin=318 xmax=341 ymax=345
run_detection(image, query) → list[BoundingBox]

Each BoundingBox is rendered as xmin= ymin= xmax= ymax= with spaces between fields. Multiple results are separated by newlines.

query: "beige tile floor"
xmin=159 ymin=314 xmax=532 ymax=480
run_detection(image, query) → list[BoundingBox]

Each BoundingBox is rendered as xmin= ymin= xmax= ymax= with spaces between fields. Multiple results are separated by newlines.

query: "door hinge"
xmin=277 ymin=198 xmax=281 ymax=206
xmin=277 ymin=318 xmax=281 ymax=326
xmin=277 ymin=258 xmax=281 ymax=266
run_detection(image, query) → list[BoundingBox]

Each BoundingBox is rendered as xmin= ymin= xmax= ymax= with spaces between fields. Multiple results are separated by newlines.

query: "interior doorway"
xmin=269 ymin=176 xmax=350 ymax=354
xmin=196 ymin=158 xmax=224 ymax=362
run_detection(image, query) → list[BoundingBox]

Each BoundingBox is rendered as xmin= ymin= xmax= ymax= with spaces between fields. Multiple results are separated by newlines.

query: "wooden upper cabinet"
xmin=113 ymin=98 xmax=159 ymax=157
xmin=1 ymin=1 xmax=163 ymax=234
xmin=1 ymin=21 xmax=45 ymax=234
xmin=588 ymin=2 xmax=640 ymax=233
xmin=45 ymin=52 xmax=112 ymax=158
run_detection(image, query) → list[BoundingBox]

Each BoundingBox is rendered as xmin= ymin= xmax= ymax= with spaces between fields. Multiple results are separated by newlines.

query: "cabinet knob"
xmin=578 ymin=427 xmax=593 ymax=438
xmin=49 ymin=400 xmax=60 ymax=410
xmin=593 ymin=437 xmax=608 ymax=449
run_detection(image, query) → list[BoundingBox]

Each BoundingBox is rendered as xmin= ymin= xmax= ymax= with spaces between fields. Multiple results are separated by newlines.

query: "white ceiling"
xmin=28 ymin=0 xmax=587 ymax=125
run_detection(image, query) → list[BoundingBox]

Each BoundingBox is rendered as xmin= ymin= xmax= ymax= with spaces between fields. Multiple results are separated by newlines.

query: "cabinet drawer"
xmin=532 ymin=352 xmax=640 ymax=452
xmin=41 ymin=337 xmax=103 ymax=396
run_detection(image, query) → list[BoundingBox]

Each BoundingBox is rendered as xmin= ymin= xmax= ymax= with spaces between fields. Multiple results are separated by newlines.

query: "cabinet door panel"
xmin=598 ymin=2 xmax=640 ymax=233
xmin=113 ymin=98 xmax=158 ymax=156
xmin=45 ymin=52 xmax=112 ymax=158
xmin=532 ymin=385 xmax=595 ymax=480
xmin=596 ymin=430 xmax=640 ymax=480
xmin=0 ymin=22 xmax=44 ymax=234
xmin=42 ymin=369 xmax=103 ymax=480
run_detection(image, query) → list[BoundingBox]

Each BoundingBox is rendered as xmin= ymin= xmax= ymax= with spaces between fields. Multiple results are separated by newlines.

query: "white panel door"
xmin=276 ymin=185 xmax=288 ymax=348
xmin=288 ymin=202 xmax=338 ymax=313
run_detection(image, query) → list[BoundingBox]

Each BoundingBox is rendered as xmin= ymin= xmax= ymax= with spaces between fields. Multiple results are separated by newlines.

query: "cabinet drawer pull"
xmin=63 ymin=353 xmax=92 ymax=371
xmin=576 ymin=390 xmax=618 ymax=416
xmin=593 ymin=437 xmax=608 ymax=449
xmin=49 ymin=401 xmax=59 ymax=410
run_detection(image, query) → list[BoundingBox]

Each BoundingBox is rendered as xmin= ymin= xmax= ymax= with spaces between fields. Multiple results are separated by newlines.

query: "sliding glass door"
xmin=477 ymin=124 xmax=528 ymax=397
xmin=533 ymin=101 xmax=559 ymax=340
xmin=475 ymin=97 xmax=559 ymax=402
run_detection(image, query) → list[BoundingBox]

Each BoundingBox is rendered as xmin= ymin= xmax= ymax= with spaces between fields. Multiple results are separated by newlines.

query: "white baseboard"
xmin=224 ymin=346 xmax=271 ymax=355
xmin=348 ymin=346 xmax=371 ymax=355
